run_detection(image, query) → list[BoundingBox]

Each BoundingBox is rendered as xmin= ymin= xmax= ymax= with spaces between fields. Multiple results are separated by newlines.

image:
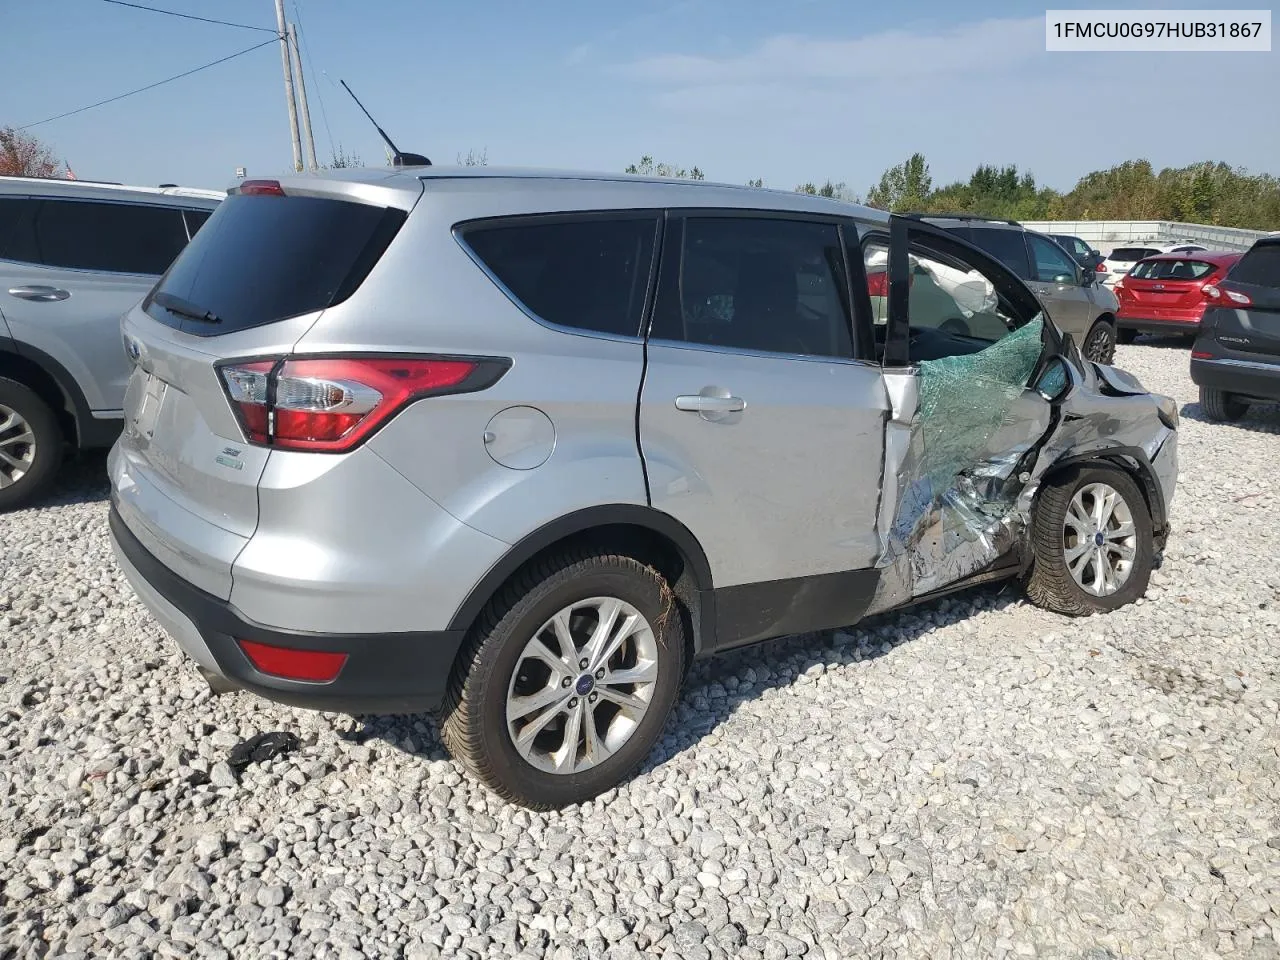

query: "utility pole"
xmin=273 ymin=0 xmax=302 ymax=172
xmin=288 ymin=23 xmax=319 ymax=172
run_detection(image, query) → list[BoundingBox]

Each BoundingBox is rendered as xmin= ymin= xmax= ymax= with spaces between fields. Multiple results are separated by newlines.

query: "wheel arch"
xmin=0 ymin=341 xmax=97 ymax=448
xmin=446 ymin=504 xmax=717 ymax=656
xmin=1038 ymin=445 xmax=1168 ymax=544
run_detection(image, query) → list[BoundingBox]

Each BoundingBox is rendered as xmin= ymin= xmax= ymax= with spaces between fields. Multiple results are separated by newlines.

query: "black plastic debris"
xmin=227 ymin=731 xmax=300 ymax=771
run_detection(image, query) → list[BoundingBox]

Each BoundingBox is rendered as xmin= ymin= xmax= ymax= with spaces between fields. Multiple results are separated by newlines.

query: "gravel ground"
xmin=2 ymin=339 xmax=1279 ymax=960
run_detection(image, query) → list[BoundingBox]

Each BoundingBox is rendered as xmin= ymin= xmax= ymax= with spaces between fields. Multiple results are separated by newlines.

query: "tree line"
xmin=631 ymin=152 xmax=1280 ymax=231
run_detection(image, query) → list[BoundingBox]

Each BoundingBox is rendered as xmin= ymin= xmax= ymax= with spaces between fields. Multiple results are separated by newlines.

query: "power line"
xmin=20 ymin=39 xmax=277 ymax=129
xmin=99 ymin=0 xmax=277 ymax=34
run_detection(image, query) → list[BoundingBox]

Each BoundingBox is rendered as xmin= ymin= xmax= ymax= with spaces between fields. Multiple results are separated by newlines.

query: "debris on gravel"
xmin=2 ymin=342 xmax=1278 ymax=959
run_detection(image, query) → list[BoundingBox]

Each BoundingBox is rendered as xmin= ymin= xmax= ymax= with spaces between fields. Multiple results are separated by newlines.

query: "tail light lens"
xmin=239 ymin=179 xmax=286 ymax=196
xmin=218 ymin=355 xmax=507 ymax=452
xmin=867 ymin=270 xmax=888 ymax=298
xmin=1192 ymin=351 xmax=1213 ymax=359
xmin=1095 ymin=262 xmax=1108 ymax=273
xmin=1204 ymin=284 xmax=1253 ymax=306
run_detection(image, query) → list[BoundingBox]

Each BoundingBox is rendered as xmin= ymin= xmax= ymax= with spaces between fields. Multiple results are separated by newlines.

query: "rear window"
xmin=1229 ymin=243 xmax=1280 ymax=288
xmin=964 ymin=227 xmax=1031 ymax=279
xmin=461 ymin=215 xmax=658 ymax=337
xmin=1109 ymin=247 xmax=1161 ymax=262
xmin=147 ymin=193 xmax=406 ymax=335
xmin=1130 ymin=259 xmax=1215 ymax=280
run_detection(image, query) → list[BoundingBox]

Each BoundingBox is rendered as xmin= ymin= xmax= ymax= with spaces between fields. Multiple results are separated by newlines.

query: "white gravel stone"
xmin=1 ymin=344 xmax=1279 ymax=959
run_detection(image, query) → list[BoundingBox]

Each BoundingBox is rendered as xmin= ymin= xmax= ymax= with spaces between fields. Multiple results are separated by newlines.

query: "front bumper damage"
xmin=868 ymin=318 xmax=1177 ymax=615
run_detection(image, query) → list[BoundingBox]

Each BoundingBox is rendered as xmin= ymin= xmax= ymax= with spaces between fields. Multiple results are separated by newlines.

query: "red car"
xmin=1115 ymin=251 xmax=1242 ymax=342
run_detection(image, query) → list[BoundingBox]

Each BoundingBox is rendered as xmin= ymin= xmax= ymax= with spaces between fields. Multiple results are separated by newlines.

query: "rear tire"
xmin=1082 ymin=319 xmax=1117 ymax=364
xmin=441 ymin=550 xmax=685 ymax=809
xmin=1026 ymin=465 xmax=1154 ymax=616
xmin=1116 ymin=328 xmax=1137 ymax=345
xmin=1199 ymin=386 xmax=1248 ymax=422
xmin=0 ymin=378 xmax=64 ymax=512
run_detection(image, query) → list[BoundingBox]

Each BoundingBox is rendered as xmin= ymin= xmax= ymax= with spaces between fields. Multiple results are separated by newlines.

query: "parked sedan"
xmin=1191 ymin=235 xmax=1280 ymax=421
xmin=1115 ymin=251 xmax=1242 ymax=342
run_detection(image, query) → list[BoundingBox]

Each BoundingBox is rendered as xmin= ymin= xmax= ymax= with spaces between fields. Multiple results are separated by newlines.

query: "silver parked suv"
xmin=0 ymin=176 xmax=221 ymax=507
xmin=109 ymin=169 xmax=1179 ymax=808
xmin=921 ymin=216 xmax=1122 ymax=365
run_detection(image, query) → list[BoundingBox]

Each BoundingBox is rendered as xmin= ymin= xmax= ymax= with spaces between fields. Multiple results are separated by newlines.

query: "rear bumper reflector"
xmin=237 ymin=639 xmax=348 ymax=683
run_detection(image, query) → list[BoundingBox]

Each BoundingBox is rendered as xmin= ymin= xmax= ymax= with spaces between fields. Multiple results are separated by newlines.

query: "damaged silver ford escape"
xmin=108 ymin=168 xmax=1178 ymax=808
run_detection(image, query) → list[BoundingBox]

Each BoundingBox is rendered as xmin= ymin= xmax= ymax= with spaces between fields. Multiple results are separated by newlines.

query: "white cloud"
xmin=619 ymin=17 xmax=1044 ymax=86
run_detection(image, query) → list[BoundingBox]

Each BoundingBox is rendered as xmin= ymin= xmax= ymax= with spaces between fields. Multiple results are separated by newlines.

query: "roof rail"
xmin=901 ymin=211 xmax=1022 ymax=226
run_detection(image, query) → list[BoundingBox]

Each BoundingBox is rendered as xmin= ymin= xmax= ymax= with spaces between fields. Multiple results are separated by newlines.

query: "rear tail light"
xmin=1095 ymin=262 xmax=1108 ymax=273
xmin=1203 ymin=284 xmax=1253 ymax=306
xmin=867 ymin=270 xmax=888 ymax=298
xmin=237 ymin=639 xmax=347 ymax=682
xmin=1192 ymin=351 xmax=1213 ymax=359
xmin=218 ymin=355 xmax=508 ymax=452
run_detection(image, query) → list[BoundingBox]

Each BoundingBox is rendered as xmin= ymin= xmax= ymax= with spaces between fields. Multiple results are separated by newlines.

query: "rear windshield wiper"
xmin=153 ymin=291 xmax=222 ymax=325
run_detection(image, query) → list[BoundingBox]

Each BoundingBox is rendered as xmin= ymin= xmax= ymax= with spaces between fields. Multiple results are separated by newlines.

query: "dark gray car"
xmin=0 ymin=176 xmax=221 ymax=507
xmin=924 ymin=216 xmax=1122 ymax=363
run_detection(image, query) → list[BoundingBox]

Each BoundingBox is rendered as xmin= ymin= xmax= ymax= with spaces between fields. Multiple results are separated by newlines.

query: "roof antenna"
xmin=338 ymin=79 xmax=431 ymax=168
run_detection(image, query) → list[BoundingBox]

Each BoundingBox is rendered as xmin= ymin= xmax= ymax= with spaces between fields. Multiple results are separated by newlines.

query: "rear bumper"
xmin=1190 ymin=355 xmax=1280 ymax=403
xmin=1117 ymin=314 xmax=1203 ymax=334
xmin=109 ymin=506 xmax=465 ymax=714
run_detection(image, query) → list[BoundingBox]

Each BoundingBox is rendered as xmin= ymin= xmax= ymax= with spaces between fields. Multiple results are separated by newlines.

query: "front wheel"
xmin=0 ymin=378 xmax=64 ymax=511
xmin=1082 ymin=320 xmax=1117 ymax=364
xmin=1026 ymin=465 xmax=1154 ymax=616
xmin=1199 ymin=386 xmax=1248 ymax=422
xmin=441 ymin=551 xmax=685 ymax=809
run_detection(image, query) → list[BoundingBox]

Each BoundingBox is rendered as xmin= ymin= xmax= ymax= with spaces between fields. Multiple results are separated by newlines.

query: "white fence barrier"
xmin=1022 ymin=220 xmax=1270 ymax=253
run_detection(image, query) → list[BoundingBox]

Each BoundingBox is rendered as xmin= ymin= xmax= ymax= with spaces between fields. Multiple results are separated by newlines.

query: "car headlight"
xmin=1155 ymin=394 xmax=1179 ymax=430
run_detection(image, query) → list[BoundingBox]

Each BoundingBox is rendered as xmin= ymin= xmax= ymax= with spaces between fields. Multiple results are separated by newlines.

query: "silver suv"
xmin=109 ymin=169 xmax=1179 ymax=808
xmin=922 ymin=216 xmax=1122 ymax=365
xmin=0 ymin=176 xmax=221 ymax=507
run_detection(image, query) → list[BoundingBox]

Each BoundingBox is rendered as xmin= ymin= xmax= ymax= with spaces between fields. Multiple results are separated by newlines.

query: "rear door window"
xmin=0 ymin=197 xmax=40 ymax=264
xmin=649 ymin=216 xmax=853 ymax=359
xmin=148 ymin=193 xmax=406 ymax=335
xmin=1229 ymin=244 xmax=1280 ymax=288
xmin=36 ymin=199 xmax=189 ymax=274
xmin=461 ymin=215 xmax=658 ymax=338
xmin=965 ymin=228 xmax=1032 ymax=280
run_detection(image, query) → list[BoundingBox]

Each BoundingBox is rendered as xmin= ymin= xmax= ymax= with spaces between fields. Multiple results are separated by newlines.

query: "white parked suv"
xmin=1102 ymin=241 xmax=1208 ymax=286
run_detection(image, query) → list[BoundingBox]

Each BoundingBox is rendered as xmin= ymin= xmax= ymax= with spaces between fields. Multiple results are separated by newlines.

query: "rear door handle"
xmin=674 ymin=389 xmax=745 ymax=421
xmin=8 ymin=285 xmax=70 ymax=302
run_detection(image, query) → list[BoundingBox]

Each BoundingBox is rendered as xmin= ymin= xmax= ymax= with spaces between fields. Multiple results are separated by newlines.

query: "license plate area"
xmin=132 ymin=372 xmax=169 ymax=439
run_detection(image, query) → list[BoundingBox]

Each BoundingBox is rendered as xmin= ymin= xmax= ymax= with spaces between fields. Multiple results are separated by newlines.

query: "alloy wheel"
xmin=0 ymin=404 xmax=36 ymax=489
xmin=505 ymin=597 xmax=659 ymax=775
xmin=1062 ymin=482 xmax=1137 ymax=597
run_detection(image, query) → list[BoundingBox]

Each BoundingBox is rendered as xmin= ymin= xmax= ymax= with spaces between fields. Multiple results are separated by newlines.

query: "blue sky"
xmin=2 ymin=0 xmax=1276 ymax=195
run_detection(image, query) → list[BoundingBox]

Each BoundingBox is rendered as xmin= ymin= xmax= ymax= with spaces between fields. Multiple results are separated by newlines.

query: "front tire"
xmin=441 ymin=550 xmax=685 ymax=809
xmin=0 ymin=378 xmax=64 ymax=511
xmin=1199 ymin=386 xmax=1248 ymax=422
xmin=1082 ymin=319 xmax=1117 ymax=364
xmin=1026 ymin=465 xmax=1154 ymax=616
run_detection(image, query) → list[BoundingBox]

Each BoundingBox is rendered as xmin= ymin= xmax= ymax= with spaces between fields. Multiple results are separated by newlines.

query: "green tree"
xmin=327 ymin=144 xmax=363 ymax=169
xmin=795 ymin=179 xmax=858 ymax=202
xmin=866 ymin=153 xmax=932 ymax=211
xmin=746 ymin=177 xmax=764 ymax=188
xmin=458 ymin=148 xmax=488 ymax=167
xmin=625 ymin=155 xmax=704 ymax=179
